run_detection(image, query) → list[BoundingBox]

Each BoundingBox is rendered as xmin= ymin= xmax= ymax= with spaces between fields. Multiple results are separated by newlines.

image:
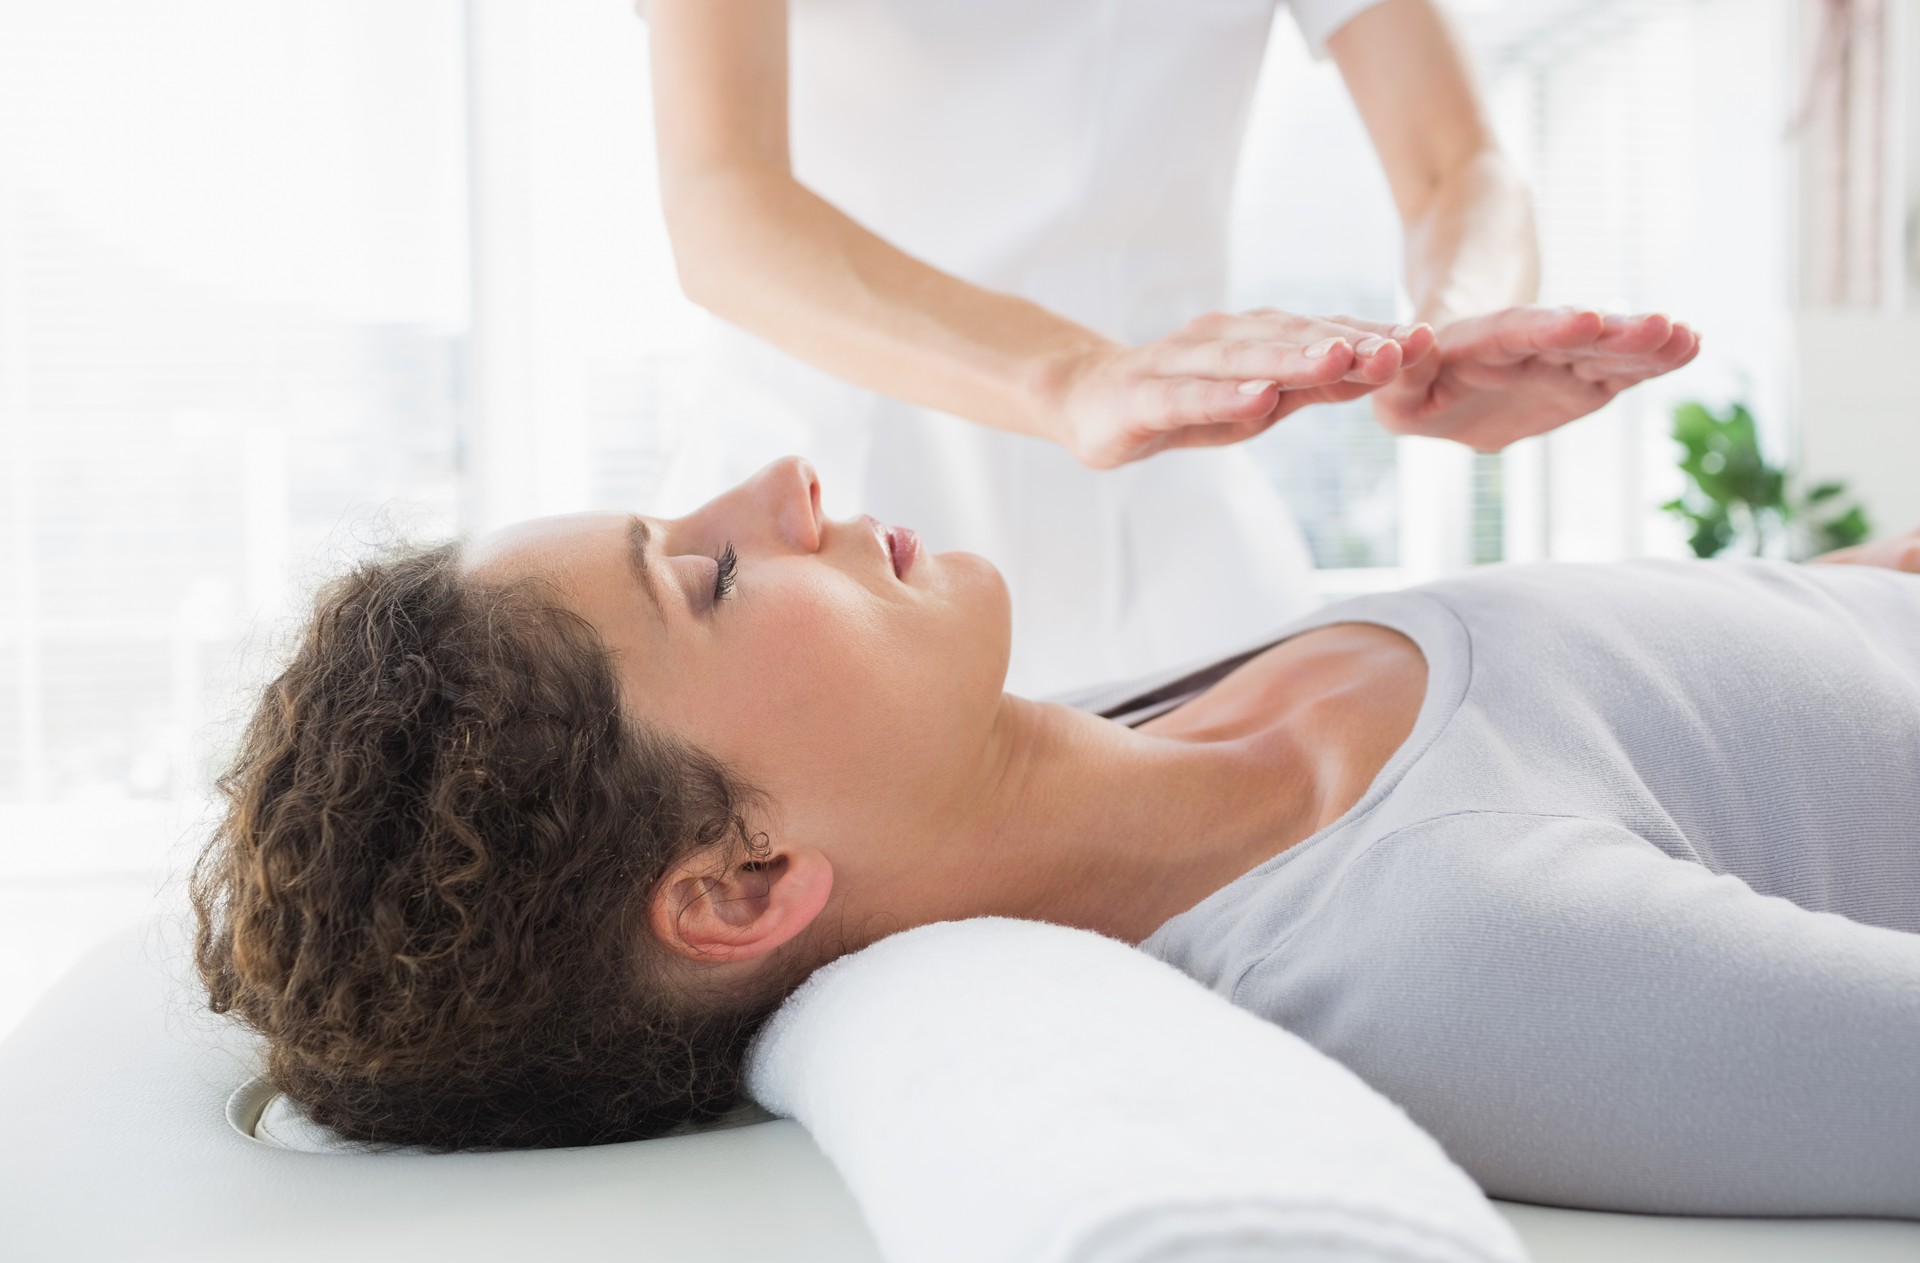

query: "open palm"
xmin=1054 ymin=309 xmax=1435 ymax=470
xmin=1372 ymin=307 xmax=1701 ymax=451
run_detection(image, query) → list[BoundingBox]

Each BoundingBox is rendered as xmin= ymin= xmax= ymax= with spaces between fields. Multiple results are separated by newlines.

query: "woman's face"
xmin=464 ymin=458 xmax=1012 ymax=853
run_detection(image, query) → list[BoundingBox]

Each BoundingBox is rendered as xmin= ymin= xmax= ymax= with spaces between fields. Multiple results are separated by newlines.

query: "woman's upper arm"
xmin=647 ymin=0 xmax=790 ymax=210
xmin=1325 ymin=0 xmax=1493 ymax=222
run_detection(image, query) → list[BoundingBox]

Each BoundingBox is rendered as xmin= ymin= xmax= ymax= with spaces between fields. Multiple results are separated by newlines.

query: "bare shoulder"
xmin=1141 ymin=622 xmax=1426 ymax=749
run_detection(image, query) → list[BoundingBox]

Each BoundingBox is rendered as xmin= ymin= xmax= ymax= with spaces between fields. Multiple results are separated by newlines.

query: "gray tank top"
xmin=1057 ymin=559 xmax=1920 ymax=1217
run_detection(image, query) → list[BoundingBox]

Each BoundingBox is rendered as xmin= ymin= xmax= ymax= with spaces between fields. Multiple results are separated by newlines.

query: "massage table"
xmin=3 ymin=923 xmax=1914 ymax=1262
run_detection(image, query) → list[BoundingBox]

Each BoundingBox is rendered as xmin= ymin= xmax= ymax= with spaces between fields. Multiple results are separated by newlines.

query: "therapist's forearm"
xmin=664 ymin=161 xmax=1112 ymax=445
xmin=1401 ymin=147 xmax=1539 ymax=327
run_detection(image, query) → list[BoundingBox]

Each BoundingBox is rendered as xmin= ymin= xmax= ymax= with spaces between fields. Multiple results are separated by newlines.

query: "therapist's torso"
xmin=655 ymin=0 xmax=1365 ymax=694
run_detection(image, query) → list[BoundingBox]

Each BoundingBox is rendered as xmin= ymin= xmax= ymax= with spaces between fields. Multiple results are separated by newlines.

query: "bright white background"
xmin=1 ymin=0 xmax=1911 ymax=1038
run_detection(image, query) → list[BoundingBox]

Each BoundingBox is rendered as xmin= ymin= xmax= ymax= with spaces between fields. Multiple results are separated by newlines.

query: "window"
xmin=0 ymin=0 xmax=469 ymax=1033
xmin=1479 ymin=0 xmax=1797 ymax=562
xmin=1229 ymin=22 xmax=1404 ymax=575
xmin=1231 ymin=0 xmax=1795 ymax=580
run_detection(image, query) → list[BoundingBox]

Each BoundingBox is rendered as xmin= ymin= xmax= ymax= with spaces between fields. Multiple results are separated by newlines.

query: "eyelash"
xmin=711 ymin=542 xmax=738 ymax=603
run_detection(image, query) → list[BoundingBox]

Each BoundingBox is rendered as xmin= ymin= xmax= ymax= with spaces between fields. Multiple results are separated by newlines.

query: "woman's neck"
xmin=844 ymin=693 xmax=1319 ymax=945
xmin=833 ymin=624 xmax=1428 ymax=946
xmin=991 ymin=695 xmax=1324 ymax=940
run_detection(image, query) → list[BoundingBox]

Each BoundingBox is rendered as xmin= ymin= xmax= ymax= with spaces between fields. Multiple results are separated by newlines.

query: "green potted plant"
xmin=1661 ymin=400 xmax=1871 ymax=560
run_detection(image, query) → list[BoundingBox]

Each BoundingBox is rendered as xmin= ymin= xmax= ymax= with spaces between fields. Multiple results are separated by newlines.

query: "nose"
xmin=773 ymin=457 xmax=824 ymax=552
xmin=699 ymin=457 xmax=821 ymax=554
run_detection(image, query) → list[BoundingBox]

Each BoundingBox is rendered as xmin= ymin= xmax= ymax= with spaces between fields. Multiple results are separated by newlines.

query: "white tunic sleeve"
xmin=1289 ymin=0 xmax=1393 ymax=56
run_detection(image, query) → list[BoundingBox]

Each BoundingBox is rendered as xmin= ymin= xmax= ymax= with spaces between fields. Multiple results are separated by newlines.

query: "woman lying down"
xmin=193 ymin=457 xmax=1920 ymax=1217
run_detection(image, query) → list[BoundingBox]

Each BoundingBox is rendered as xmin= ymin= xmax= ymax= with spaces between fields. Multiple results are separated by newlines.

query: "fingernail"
xmin=1355 ymin=336 xmax=1388 ymax=356
xmin=1304 ymin=337 xmax=1344 ymax=359
xmin=1235 ymin=379 xmax=1275 ymax=395
xmin=1391 ymin=324 xmax=1418 ymax=339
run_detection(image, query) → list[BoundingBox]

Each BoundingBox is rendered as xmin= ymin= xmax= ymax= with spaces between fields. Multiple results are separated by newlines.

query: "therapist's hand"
xmin=1045 ymin=310 xmax=1436 ymax=470
xmin=1370 ymin=307 xmax=1701 ymax=451
xmin=1811 ymin=529 xmax=1920 ymax=574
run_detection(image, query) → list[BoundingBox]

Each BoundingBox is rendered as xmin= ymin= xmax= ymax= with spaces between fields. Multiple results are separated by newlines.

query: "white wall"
xmin=1796 ymin=312 xmax=1920 ymax=531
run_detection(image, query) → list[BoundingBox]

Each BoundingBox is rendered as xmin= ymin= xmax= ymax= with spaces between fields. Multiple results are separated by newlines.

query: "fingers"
xmin=1588 ymin=315 xmax=1699 ymax=369
xmin=1595 ymin=312 xmax=1672 ymax=354
xmin=1431 ymin=309 xmax=1703 ymax=423
xmin=1446 ymin=306 xmax=1703 ymax=370
xmin=1346 ymin=334 xmax=1404 ymax=384
xmin=1136 ymin=375 xmax=1287 ymax=435
xmin=1654 ymin=320 xmax=1702 ymax=369
xmin=1153 ymin=382 xmax=1399 ymax=452
xmin=1389 ymin=320 xmax=1438 ymax=369
xmin=1571 ymin=321 xmax=1702 ymax=386
xmin=1814 ymin=534 xmax=1920 ymax=572
xmin=1440 ymin=306 xmax=1608 ymax=365
xmin=1126 ymin=364 xmax=1405 ymax=445
xmin=1234 ymin=310 xmax=1437 ymax=375
xmin=1095 ymin=376 xmax=1295 ymax=464
xmin=1163 ymin=312 xmax=1431 ymax=388
xmin=1072 ymin=317 xmax=1410 ymax=465
xmin=1382 ymin=354 xmax=1612 ymax=449
xmin=1369 ymin=306 xmax=1707 ymax=451
xmin=1158 ymin=334 xmax=1359 ymax=390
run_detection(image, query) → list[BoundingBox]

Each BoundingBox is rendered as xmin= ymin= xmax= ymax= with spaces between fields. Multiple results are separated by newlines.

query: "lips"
xmin=862 ymin=514 xmax=920 ymax=580
xmin=887 ymin=524 xmax=920 ymax=579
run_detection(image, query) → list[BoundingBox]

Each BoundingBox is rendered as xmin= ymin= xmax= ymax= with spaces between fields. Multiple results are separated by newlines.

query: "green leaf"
xmin=1692 ymin=517 xmax=1735 ymax=559
xmin=1664 ymin=398 xmax=1840 ymax=559
xmin=1815 ymin=504 xmax=1873 ymax=553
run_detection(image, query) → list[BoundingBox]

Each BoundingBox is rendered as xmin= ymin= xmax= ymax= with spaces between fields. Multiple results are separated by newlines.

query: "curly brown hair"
xmin=191 ymin=542 xmax=799 ymax=1149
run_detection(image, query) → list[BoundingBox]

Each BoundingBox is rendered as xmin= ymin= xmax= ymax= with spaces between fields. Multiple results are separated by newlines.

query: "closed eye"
xmin=712 ymin=542 xmax=738 ymax=603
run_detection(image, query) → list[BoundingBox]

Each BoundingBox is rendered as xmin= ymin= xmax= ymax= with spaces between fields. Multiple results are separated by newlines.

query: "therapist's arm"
xmin=1330 ymin=0 xmax=1535 ymax=327
xmin=1330 ymin=0 xmax=1699 ymax=451
xmin=648 ymin=0 xmax=1429 ymax=470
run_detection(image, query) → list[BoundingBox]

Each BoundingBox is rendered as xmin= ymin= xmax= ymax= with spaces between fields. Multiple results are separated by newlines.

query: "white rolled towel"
xmin=747 ymin=918 xmax=1529 ymax=1263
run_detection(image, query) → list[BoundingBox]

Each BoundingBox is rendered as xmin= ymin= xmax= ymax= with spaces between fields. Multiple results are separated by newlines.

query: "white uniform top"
xmin=651 ymin=0 xmax=1390 ymax=695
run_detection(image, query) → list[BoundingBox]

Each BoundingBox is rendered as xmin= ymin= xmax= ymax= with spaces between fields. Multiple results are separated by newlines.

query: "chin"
xmin=921 ymin=549 xmax=1012 ymax=685
xmin=959 ymin=552 xmax=1015 ymax=691
xmin=945 ymin=549 xmax=1009 ymax=609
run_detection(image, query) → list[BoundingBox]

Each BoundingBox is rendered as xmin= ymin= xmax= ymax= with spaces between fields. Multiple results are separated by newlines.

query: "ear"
xmin=648 ymin=846 xmax=833 ymax=964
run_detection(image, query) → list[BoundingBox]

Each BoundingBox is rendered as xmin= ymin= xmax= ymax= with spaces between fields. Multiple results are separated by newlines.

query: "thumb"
xmin=1379 ymin=344 xmax=1442 ymax=401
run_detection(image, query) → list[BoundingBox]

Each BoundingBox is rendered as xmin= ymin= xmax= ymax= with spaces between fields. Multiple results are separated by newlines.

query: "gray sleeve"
xmin=1233 ymin=813 xmax=1920 ymax=1218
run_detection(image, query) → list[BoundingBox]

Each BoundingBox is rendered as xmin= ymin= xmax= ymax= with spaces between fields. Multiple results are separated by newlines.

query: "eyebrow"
xmin=625 ymin=515 xmax=666 ymax=622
